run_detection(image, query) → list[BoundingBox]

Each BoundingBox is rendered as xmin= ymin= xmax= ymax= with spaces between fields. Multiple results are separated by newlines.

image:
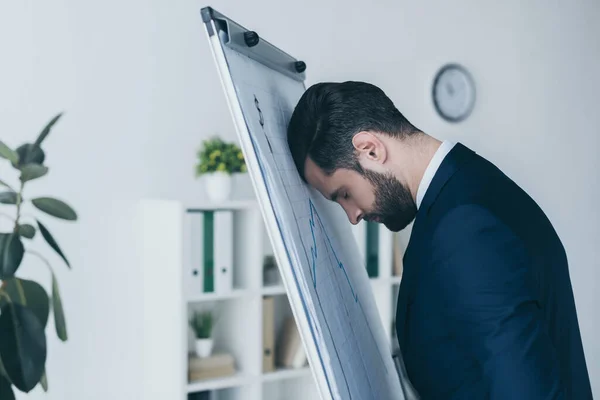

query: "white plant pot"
xmin=204 ymin=171 xmax=232 ymax=203
xmin=195 ymin=338 xmax=214 ymax=358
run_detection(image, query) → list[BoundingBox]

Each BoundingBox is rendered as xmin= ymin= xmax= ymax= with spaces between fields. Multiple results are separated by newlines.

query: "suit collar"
xmin=417 ymin=142 xmax=476 ymax=215
xmin=416 ymin=141 xmax=456 ymax=208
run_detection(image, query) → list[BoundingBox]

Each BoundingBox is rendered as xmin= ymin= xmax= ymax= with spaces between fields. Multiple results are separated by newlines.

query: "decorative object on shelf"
xmin=188 ymin=352 xmax=236 ymax=382
xmin=432 ymin=63 xmax=476 ymax=123
xmin=262 ymin=255 xmax=280 ymax=286
xmin=195 ymin=136 xmax=247 ymax=202
xmin=190 ymin=310 xmax=216 ymax=358
xmin=0 ymin=113 xmax=75 ymax=397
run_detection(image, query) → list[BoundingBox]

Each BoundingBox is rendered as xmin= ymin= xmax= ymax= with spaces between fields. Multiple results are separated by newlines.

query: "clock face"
xmin=432 ymin=64 xmax=475 ymax=122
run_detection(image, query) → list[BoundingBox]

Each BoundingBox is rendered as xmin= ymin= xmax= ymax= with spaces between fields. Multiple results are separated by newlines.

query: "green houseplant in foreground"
xmin=0 ymin=113 xmax=75 ymax=398
xmin=195 ymin=136 xmax=246 ymax=203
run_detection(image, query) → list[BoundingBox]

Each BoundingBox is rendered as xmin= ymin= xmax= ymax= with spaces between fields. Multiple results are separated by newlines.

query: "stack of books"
xmin=188 ymin=353 xmax=236 ymax=382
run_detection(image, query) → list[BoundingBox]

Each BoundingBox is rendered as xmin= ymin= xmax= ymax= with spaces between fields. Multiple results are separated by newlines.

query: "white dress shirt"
xmin=415 ymin=140 xmax=456 ymax=209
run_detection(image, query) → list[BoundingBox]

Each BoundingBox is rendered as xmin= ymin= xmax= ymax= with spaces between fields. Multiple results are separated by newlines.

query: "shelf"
xmin=185 ymin=199 xmax=257 ymax=212
xmin=187 ymin=372 xmax=251 ymax=393
xmin=369 ymin=276 xmax=402 ymax=285
xmin=187 ymin=288 xmax=252 ymax=303
xmin=187 ymin=367 xmax=311 ymax=393
xmin=261 ymin=367 xmax=311 ymax=382
xmin=261 ymin=284 xmax=286 ymax=296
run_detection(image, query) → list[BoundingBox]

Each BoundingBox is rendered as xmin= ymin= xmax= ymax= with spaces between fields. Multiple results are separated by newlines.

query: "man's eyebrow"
xmin=329 ymin=189 xmax=340 ymax=202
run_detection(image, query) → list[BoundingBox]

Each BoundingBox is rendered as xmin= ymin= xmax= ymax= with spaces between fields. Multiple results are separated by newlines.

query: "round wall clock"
xmin=432 ymin=63 xmax=476 ymax=122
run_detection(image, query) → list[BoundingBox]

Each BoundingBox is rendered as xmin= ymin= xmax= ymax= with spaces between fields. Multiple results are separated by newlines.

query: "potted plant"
xmin=195 ymin=136 xmax=246 ymax=202
xmin=189 ymin=310 xmax=215 ymax=358
xmin=0 ymin=113 xmax=75 ymax=398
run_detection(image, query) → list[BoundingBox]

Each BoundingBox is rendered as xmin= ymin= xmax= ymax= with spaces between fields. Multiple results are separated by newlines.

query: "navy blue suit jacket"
xmin=395 ymin=143 xmax=592 ymax=399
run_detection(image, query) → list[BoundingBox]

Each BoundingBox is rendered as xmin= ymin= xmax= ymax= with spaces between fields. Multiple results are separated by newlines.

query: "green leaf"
xmin=15 ymin=144 xmax=45 ymax=167
xmin=0 ymin=302 xmax=47 ymax=393
xmin=35 ymin=113 xmax=63 ymax=147
xmin=0 ymin=373 xmax=15 ymax=400
xmin=31 ymin=197 xmax=77 ymax=221
xmin=11 ymin=114 xmax=62 ymax=168
xmin=0 ymin=233 xmax=24 ymax=279
xmin=19 ymin=164 xmax=48 ymax=183
xmin=0 ymin=179 xmax=14 ymax=191
xmin=52 ymin=273 xmax=67 ymax=341
xmin=17 ymin=224 xmax=35 ymax=239
xmin=37 ymin=220 xmax=69 ymax=268
xmin=0 ymin=141 xmax=19 ymax=165
xmin=39 ymin=369 xmax=48 ymax=392
xmin=0 ymin=191 xmax=17 ymax=205
xmin=1 ymin=278 xmax=50 ymax=328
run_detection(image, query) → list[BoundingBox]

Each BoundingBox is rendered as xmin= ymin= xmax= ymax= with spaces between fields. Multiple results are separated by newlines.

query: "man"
xmin=286 ymin=81 xmax=592 ymax=399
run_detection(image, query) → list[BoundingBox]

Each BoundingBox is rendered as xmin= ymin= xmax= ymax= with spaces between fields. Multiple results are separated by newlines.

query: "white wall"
xmin=0 ymin=0 xmax=597 ymax=399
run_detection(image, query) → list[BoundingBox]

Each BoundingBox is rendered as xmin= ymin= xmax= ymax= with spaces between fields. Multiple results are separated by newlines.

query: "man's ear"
xmin=352 ymin=131 xmax=387 ymax=164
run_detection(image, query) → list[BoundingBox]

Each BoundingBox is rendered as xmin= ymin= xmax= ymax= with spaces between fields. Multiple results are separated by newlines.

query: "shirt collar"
xmin=416 ymin=140 xmax=456 ymax=209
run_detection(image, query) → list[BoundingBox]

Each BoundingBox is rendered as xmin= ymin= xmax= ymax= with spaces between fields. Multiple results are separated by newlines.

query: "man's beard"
xmin=361 ymin=169 xmax=417 ymax=232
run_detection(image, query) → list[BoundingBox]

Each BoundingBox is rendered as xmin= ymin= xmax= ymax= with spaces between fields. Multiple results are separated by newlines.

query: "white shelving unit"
xmin=137 ymin=197 xmax=403 ymax=400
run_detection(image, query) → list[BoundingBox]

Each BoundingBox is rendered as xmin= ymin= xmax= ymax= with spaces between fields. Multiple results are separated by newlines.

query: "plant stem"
xmin=14 ymin=181 xmax=24 ymax=232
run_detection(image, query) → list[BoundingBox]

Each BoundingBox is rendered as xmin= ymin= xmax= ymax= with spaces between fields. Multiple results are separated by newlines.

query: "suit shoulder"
xmin=430 ymin=203 xmax=522 ymax=257
xmin=433 ymin=203 xmax=504 ymax=237
xmin=427 ymin=156 xmax=504 ymax=210
xmin=428 ymin=204 xmax=532 ymax=295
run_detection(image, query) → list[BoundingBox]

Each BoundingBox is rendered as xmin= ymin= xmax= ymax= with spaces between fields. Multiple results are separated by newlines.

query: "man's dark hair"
xmin=286 ymin=81 xmax=420 ymax=182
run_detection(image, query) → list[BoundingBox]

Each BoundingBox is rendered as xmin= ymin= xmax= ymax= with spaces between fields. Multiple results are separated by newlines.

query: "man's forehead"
xmin=303 ymin=158 xmax=358 ymax=200
xmin=303 ymin=157 xmax=328 ymax=190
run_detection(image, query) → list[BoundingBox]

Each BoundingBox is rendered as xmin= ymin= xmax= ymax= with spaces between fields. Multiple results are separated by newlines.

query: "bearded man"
xmin=286 ymin=81 xmax=592 ymax=399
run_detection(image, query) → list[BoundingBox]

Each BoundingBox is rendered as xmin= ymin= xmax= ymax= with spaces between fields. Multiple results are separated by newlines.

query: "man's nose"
xmin=344 ymin=206 xmax=363 ymax=225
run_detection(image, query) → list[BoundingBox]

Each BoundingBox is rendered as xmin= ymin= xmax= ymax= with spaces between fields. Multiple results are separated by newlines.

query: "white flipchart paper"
xmin=203 ymin=15 xmax=405 ymax=400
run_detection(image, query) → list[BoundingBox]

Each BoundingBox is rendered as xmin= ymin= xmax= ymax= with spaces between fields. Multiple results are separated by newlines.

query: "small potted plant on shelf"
xmin=195 ymin=136 xmax=246 ymax=202
xmin=190 ymin=310 xmax=215 ymax=358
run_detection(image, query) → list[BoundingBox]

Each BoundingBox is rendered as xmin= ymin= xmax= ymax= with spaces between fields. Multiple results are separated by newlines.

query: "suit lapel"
xmin=418 ymin=143 xmax=475 ymax=214
xmin=395 ymin=216 xmax=426 ymax=352
xmin=395 ymin=143 xmax=476 ymax=353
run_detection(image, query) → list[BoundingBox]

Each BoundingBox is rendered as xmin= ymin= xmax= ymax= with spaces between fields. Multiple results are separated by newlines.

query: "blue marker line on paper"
xmin=309 ymin=199 xmax=358 ymax=302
